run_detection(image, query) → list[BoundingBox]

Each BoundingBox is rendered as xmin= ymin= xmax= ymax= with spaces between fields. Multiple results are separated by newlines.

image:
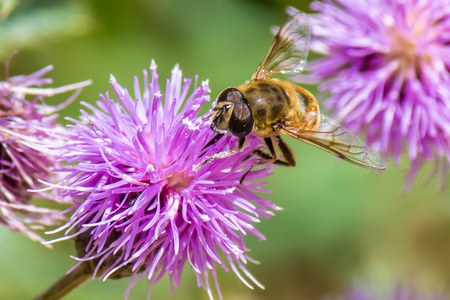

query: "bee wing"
xmin=280 ymin=112 xmax=388 ymax=170
xmin=252 ymin=8 xmax=310 ymax=81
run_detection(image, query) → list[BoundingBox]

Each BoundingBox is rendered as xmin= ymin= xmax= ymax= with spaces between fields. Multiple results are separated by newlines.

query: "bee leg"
xmin=273 ymin=135 xmax=296 ymax=167
xmin=194 ymin=137 xmax=245 ymax=171
xmin=240 ymin=136 xmax=295 ymax=184
xmin=245 ymin=136 xmax=295 ymax=166
xmin=199 ymin=133 xmax=224 ymax=157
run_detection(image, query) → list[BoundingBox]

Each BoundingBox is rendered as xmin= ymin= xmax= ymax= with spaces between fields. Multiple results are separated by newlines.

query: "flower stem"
xmin=32 ymin=262 xmax=92 ymax=300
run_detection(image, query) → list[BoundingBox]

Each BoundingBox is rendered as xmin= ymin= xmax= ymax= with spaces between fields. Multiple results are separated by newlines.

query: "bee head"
xmin=210 ymin=87 xmax=253 ymax=137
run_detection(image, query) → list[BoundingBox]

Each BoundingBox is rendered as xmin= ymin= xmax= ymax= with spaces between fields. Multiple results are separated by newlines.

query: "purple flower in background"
xmin=0 ymin=55 xmax=91 ymax=243
xmin=303 ymin=0 xmax=450 ymax=191
xmin=50 ymin=61 xmax=279 ymax=299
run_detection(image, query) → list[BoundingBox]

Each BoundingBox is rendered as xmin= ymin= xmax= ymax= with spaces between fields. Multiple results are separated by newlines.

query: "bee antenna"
xmin=201 ymin=111 xmax=212 ymax=121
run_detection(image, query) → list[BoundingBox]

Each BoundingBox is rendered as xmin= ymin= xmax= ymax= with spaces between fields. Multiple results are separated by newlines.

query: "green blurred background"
xmin=1 ymin=0 xmax=450 ymax=299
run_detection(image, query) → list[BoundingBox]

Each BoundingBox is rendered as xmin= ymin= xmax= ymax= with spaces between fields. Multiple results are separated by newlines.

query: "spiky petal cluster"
xmin=51 ymin=61 xmax=279 ymax=299
xmin=0 ymin=59 xmax=91 ymax=243
xmin=303 ymin=0 xmax=450 ymax=190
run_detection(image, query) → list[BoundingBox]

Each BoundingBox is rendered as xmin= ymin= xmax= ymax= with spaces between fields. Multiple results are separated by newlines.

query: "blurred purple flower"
xmin=49 ymin=60 xmax=279 ymax=299
xmin=0 ymin=56 xmax=91 ymax=243
xmin=302 ymin=0 xmax=450 ymax=191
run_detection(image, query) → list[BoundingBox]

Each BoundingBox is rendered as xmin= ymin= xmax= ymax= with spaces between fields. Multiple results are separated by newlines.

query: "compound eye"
xmin=229 ymin=100 xmax=253 ymax=137
xmin=222 ymin=104 xmax=232 ymax=112
xmin=217 ymin=88 xmax=243 ymax=104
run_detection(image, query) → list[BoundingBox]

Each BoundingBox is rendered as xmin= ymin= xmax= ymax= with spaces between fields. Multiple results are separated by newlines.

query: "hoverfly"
xmin=198 ymin=9 xmax=387 ymax=178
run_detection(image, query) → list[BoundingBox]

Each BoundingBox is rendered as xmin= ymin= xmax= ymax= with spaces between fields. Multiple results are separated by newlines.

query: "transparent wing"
xmin=280 ymin=112 xmax=388 ymax=170
xmin=252 ymin=8 xmax=310 ymax=81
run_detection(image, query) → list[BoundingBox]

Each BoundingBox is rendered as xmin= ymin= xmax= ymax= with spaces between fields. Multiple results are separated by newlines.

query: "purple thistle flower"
xmin=49 ymin=60 xmax=279 ymax=299
xmin=0 ymin=54 xmax=91 ymax=243
xmin=301 ymin=0 xmax=450 ymax=191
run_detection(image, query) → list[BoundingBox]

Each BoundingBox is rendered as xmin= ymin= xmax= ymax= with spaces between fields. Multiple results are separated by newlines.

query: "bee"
xmin=198 ymin=9 xmax=387 ymax=177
